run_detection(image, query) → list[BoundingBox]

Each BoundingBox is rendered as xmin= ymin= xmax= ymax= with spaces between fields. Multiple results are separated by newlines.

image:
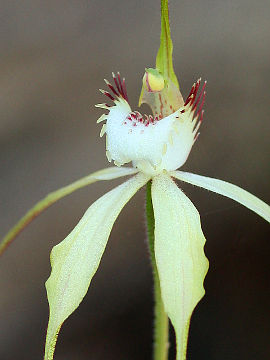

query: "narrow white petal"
xmin=171 ymin=171 xmax=270 ymax=223
xmin=0 ymin=167 xmax=138 ymax=257
xmin=44 ymin=172 xmax=149 ymax=360
xmin=90 ymin=166 xmax=138 ymax=180
xmin=151 ymin=174 xmax=209 ymax=360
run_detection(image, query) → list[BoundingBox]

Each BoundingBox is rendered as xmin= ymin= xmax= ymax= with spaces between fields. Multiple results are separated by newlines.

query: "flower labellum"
xmin=98 ymin=73 xmax=206 ymax=176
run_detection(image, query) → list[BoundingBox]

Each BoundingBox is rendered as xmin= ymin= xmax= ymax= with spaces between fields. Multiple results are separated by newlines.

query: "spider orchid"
xmin=1 ymin=1 xmax=269 ymax=360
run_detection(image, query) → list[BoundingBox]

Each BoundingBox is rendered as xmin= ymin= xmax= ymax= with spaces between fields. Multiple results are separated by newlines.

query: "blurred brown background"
xmin=0 ymin=0 xmax=270 ymax=359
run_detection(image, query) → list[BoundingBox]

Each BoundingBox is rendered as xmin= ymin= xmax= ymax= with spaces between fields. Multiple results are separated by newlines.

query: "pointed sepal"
xmin=156 ymin=0 xmax=178 ymax=87
xmin=151 ymin=173 xmax=209 ymax=360
xmin=172 ymin=171 xmax=270 ymax=223
xmin=44 ymin=172 xmax=149 ymax=360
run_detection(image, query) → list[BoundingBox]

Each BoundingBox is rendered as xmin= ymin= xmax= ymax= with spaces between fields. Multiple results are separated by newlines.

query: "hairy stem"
xmin=146 ymin=182 xmax=169 ymax=360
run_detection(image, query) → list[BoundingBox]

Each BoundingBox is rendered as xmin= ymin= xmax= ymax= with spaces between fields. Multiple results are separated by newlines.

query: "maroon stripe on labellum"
xmin=106 ymin=80 xmax=120 ymax=97
xmin=184 ymin=79 xmax=207 ymax=141
xmin=184 ymin=84 xmax=195 ymax=106
xmin=103 ymin=91 xmax=115 ymax=101
xmin=190 ymin=80 xmax=201 ymax=107
xmin=112 ymin=72 xmax=122 ymax=94
xmin=192 ymin=81 xmax=207 ymax=112
xmin=199 ymin=110 xmax=205 ymax=123
xmin=125 ymin=110 xmax=162 ymax=127
xmin=185 ymin=79 xmax=207 ymax=124
xmin=196 ymin=91 xmax=206 ymax=118
xmin=117 ymin=72 xmax=124 ymax=95
xmin=102 ymin=72 xmax=129 ymax=105
xmin=122 ymin=78 xmax=129 ymax=102
xmin=117 ymin=72 xmax=129 ymax=102
xmin=184 ymin=78 xmax=203 ymax=107
xmin=193 ymin=80 xmax=201 ymax=96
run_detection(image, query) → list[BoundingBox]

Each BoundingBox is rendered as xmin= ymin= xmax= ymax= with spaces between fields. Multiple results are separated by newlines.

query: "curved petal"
xmin=151 ymin=174 xmax=209 ymax=360
xmin=171 ymin=171 xmax=270 ymax=223
xmin=0 ymin=166 xmax=138 ymax=256
xmin=44 ymin=172 xmax=149 ymax=360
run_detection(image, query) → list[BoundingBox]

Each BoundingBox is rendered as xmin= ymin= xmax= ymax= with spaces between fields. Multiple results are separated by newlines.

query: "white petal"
xmin=151 ymin=174 xmax=209 ymax=360
xmin=89 ymin=166 xmax=138 ymax=180
xmin=44 ymin=172 xmax=150 ymax=360
xmin=171 ymin=171 xmax=270 ymax=223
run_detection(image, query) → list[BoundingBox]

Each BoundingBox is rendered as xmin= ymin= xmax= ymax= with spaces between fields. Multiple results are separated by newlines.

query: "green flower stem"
xmin=146 ymin=182 xmax=169 ymax=360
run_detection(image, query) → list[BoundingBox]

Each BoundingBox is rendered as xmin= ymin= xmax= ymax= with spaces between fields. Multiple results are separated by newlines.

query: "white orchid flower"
xmin=1 ymin=1 xmax=269 ymax=360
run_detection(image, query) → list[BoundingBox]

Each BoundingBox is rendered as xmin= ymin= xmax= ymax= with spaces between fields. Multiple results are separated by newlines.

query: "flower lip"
xmin=96 ymin=72 xmax=206 ymax=175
